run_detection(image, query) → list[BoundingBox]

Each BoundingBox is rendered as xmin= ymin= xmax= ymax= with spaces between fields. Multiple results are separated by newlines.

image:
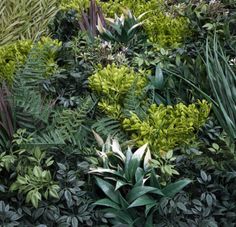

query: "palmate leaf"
xmin=0 ymin=0 xmax=58 ymax=45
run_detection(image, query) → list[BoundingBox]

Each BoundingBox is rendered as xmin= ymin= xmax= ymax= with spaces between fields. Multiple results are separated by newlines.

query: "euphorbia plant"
xmin=90 ymin=136 xmax=191 ymax=226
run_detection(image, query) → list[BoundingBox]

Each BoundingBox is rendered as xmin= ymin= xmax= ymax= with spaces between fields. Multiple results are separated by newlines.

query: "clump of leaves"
xmin=145 ymin=12 xmax=190 ymax=48
xmin=51 ymin=0 xmax=106 ymax=41
xmin=123 ymin=100 xmax=211 ymax=157
xmin=205 ymin=36 xmax=236 ymax=142
xmin=89 ymin=63 xmax=148 ymax=118
xmin=59 ymin=0 xmax=91 ymax=12
xmin=0 ymin=37 xmax=61 ymax=84
xmin=0 ymin=201 xmax=22 ymax=226
xmin=97 ymin=9 xmax=147 ymax=47
xmin=0 ymin=0 xmax=58 ymax=45
xmin=101 ymin=0 xmax=190 ymax=48
xmin=5 ymin=132 xmax=60 ymax=208
xmin=90 ymin=138 xmax=191 ymax=226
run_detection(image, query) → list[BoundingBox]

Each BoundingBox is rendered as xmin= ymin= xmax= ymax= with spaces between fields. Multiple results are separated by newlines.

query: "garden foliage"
xmin=0 ymin=0 xmax=236 ymax=226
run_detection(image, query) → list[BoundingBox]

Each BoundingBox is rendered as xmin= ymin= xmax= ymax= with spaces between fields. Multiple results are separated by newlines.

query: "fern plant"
xmin=33 ymin=96 xmax=95 ymax=148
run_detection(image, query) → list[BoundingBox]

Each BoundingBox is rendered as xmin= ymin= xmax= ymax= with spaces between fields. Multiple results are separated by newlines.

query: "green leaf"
xmin=115 ymin=180 xmax=129 ymax=191
xmin=71 ymin=217 xmax=78 ymax=227
xmin=33 ymin=166 xmax=42 ymax=178
xmin=116 ymin=210 xmax=134 ymax=224
xmin=154 ymin=64 xmax=164 ymax=89
xmin=144 ymin=148 xmax=152 ymax=171
xmin=150 ymin=170 xmax=160 ymax=188
xmin=125 ymin=147 xmax=133 ymax=181
xmin=94 ymin=198 xmax=120 ymax=209
xmin=17 ymin=176 xmax=28 ymax=185
xmin=90 ymin=168 xmax=124 ymax=179
xmin=145 ymin=203 xmax=156 ymax=217
xmin=127 ymin=186 xmax=163 ymax=203
xmin=95 ymin=177 xmax=119 ymax=203
xmin=49 ymin=188 xmax=59 ymax=199
xmin=200 ymin=170 xmax=208 ymax=182
xmin=31 ymin=191 xmax=41 ymax=208
xmin=162 ymin=179 xmax=191 ymax=198
xmin=129 ymin=144 xmax=148 ymax=180
xmin=128 ymin=195 xmax=155 ymax=208
xmin=176 ymin=202 xmax=187 ymax=211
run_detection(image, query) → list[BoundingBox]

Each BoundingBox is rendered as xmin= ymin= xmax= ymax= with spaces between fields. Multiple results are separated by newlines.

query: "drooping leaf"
xmin=162 ymin=179 xmax=191 ymax=198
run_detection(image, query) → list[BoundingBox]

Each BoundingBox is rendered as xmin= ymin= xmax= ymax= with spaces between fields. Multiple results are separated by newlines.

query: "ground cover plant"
xmin=0 ymin=0 xmax=236 ymax=226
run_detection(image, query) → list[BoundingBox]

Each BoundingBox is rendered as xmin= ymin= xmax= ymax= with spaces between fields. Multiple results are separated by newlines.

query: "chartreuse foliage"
xmin=145 ymin=14 xmax=190 ymax=48
xmin=90 ymin=139 xmax=191 ymax=226
xmin=59 ymin=0 xmax=91 ymax=12
xmin=89 ymin=64 xmax=147 ymax=118
xmin=101 ymin=0 xmax=165 ymax=17
xmin=101 ymin=0 xmax=190 ymax=48
xmin=0 ymin=37 xmax=61 ymax=84
xmin=0 ymin=40 xmax=32 ymax=84
xmin=123 ymin=100 xmax=211 ymax=156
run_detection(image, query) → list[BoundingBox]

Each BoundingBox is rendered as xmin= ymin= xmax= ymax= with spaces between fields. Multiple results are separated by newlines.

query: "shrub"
xmin=89 ymin=64 xmax=148 ymax=118
xmin=0 ymin=37 xmax=61 ymax=84
xmin=123 ymin=100 xmax=211 ymax=156
xmin=145 ymin=13 xmax=190 ymax=48
xmin=90 ymin=138 xmax=191 ymax=226
xmin=59 ymin=0 xmax=91 ymax=12
xmin=101 ymin=0 xmax=190 ymax=48
xmin=0 ymin=40 xmax=32 ymax=84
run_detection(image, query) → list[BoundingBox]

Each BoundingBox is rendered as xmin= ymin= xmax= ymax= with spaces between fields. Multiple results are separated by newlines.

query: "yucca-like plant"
xmin=0 ymin=0 xmax=58 ymax=45
xmin=205 ymin=36 xmax=236 ymax=142
xmin=97 ymin=9 xmax=148 ymax=45
xmin=90 ymin=137 xmax=191 ymax=226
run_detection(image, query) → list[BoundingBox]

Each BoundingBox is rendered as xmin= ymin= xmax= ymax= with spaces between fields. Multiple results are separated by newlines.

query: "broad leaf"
xmin=162 ymin=179 xmax=191 ymax=198
xmin=95 ymin=177 xmax=119 ymax=203
xmin=128 ymin=195 xmax=155 ymax=208
xmin=94 ymin=198 xmax=120 ymax=209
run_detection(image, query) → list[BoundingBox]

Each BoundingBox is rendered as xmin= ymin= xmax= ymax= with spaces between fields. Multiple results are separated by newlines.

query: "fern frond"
xmin=13 ymin=44 xmax=53 ymax=126
xmin=92 ymin=117 xmax=127 ymax=142
xmin=122 ymin=84 xmax=148 ymax=119
xmin=31 ymin=96 xmax=95 ymax=148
